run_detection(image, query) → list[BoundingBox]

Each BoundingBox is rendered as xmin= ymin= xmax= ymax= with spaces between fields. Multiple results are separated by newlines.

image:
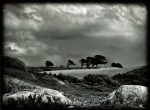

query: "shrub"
xmin=111 ymin=63 xmax=123 ymax=68
xmin=83 ymin=74 xmax=120 ymax=87
xmin=54 ymin=73 xmax=81 ymax=83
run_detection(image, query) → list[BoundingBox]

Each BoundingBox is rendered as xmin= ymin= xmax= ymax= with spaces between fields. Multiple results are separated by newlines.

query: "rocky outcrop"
xmin=3 ymin=88 xmax=72 ymax=105
xmin=102 ymin=85 xmax=148 ymax=108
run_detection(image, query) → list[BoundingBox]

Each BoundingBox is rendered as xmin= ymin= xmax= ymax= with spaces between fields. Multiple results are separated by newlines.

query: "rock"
xmin=67 ymin=105 xmax=75 ymax=108
xmin=102 ymin=85 xmax=148 ymax=108
xmin=57 ymin=80 xmax=65 ymax=85
xmin=3 ymin=88 xmax=72 ymax=105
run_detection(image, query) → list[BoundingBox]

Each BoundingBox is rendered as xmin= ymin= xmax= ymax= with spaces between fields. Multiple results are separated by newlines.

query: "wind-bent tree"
xmin=79 ymin=57 xmax=93 ymax=69
xmin=86 ymin=57 xmax=94 ymax=68
xmin=89 ymin=55 xmax=108 ymax=68
xmin=79 ymin=58 xmax=88 ymax=69
xmin=111 ymin=63 xmax=123 ymax=68
xmin=67 ymin=60 xmax=75 ymax=68
xmin=45 ymin=61 xmax=54 ymax=68
xmin=79 ymin=59 xmax=85 ymax=69
xmin=79 ymin=55 xmax=108 ymax=69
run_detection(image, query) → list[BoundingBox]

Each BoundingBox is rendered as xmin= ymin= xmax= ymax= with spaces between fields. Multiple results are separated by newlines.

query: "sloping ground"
xmin=112 ymin=66 xmax=148 ymax=86
xmin=3 ymin=67 xmax=66 ymax=93
xmin=3 ymin=75 xmax=72 ymax=105
xmin=3 ymin=75 xmax=36 ymax=94
xmin=4 ymin=56 xmax=26 ymax=71
xmin=3 ymin=65 xmax=147 ymax=108
xmin=4 ymin=67 xmax=37 ymax=81
xmin=3 ymin=75 xmax=108 ymax=107
xmin=102 ymin=85 xmax=148 ymax=109
xmin=39 ymin=67 xmax=138 ymax=79
xmin=81 ymin=74 xmax=120 ymax=92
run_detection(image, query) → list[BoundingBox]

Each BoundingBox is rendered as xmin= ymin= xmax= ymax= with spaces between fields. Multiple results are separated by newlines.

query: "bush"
xmin=111 ymin=63 xmax=123 ymax=68
xmin=54 ymin=73 xmax=81 ymax=83
xmin=83 ymin=74 xmax=120 ymax=87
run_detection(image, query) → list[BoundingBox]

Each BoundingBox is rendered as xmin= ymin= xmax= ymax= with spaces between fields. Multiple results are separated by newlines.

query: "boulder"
xmin=3 ymin=88 xmax=72 ymax=105
xmin=102 ymin=85 xmax=148 ymax=108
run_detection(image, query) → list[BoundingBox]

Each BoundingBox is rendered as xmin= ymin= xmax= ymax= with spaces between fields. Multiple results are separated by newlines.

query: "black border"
xmin=1 ymin=0 xmax=149 ymax=110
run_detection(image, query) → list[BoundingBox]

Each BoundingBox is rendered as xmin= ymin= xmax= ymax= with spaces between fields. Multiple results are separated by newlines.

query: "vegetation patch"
xmin=112 ymin=66 xmax=148 ymax=86
xmin=82 ymin=74 xmax=120 ymax=92
xmin=53 ymin=73 xmax=82 ymax=83
xmin=2 ymin=96 xmax=146 ymax=110
xmin=4 ymin=56 xmax=26 ymax=72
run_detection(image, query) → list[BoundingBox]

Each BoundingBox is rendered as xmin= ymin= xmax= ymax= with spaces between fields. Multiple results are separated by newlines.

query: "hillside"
xmin=112 ymin=66 xmax=148 ymax=86
xmin=2 ymin=56 xmax=148 ymax=109
xmin=4 ymin=56 xmax=26 ymax=71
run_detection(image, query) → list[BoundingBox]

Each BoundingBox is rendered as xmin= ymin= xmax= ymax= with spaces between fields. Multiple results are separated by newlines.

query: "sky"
xmin=3 ymin=3 xmax=147 ymax=67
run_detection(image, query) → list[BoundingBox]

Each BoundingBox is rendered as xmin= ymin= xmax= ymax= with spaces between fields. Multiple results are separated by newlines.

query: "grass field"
xmin=38 ymin=67 xmax=139 ymax=79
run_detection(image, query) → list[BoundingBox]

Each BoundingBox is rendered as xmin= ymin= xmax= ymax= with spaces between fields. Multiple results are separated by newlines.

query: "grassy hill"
xmin=38 ymin=67 xmax=138 ymax=79
xmin=2 ymin=56 xmax=148 ymax=109
xmin=4 ymin=56 xmax=26 ymax=71
xmin=112 ymin=66 xmax=148 ymax=86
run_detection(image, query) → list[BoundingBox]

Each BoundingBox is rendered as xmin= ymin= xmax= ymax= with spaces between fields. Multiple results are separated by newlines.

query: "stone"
xmin=102 ymin=85 xmax=148 ymax=108
xmin=3 ymin=88 xmax=72 ymax=105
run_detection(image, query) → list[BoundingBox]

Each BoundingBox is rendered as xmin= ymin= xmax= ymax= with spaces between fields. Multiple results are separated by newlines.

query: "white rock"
xmin=3 ymin=88 xmax=72 ymax=105
xmin=57 ymin=80 xmax=65 ymax=85
xmin=102 ymin=85 xmax=148 ymax=107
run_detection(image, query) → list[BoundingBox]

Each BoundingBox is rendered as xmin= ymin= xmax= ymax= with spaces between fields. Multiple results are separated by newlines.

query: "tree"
xmin=79 ymin=58 xmax=89 ymax=69
xmin=111 ymin=63 xmax=123 ymax=68
xmin=67 ymin=60 xmax=75 ymax=68
xmin=45 ymin=61 xmax=54 ymax=68
xmin=89 ymin=55 xmax=108 ymax=68
xmin=94 ymin=55 xmax=108 ymax=63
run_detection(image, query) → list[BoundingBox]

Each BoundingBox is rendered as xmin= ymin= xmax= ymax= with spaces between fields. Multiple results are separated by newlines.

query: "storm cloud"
xmin=3 ymin=4 xmax=147 ymax=67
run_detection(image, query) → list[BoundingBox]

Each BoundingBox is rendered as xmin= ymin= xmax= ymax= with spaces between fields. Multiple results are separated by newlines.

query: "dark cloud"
xmin=4 ymin=4 xmax=147 ymax=67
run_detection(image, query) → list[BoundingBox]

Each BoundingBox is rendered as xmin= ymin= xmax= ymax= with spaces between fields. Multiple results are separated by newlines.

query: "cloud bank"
xmin=4 ymin=4 xmax=147 ymax=67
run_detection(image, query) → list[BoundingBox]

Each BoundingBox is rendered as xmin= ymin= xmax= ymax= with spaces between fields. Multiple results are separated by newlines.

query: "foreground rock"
xmin=3 ymin=88 xmax=72 ymax=105
xmin=102 ymin=85 xmax=148 ymax=108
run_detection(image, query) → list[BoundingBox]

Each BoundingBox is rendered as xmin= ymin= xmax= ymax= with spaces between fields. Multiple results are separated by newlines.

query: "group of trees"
xmin=45 ymin=60 xmax=75 ymax=69
xmin=45 ymin=54 xmax=123 ymax=69
xmin=79 ymin=55 xmax=108 ymax=69
xmin=45 ymin=61 xmax=54 ymax=68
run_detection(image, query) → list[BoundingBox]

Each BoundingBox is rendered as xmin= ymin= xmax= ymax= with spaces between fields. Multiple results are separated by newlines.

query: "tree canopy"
xmin=67 ymin=60 xmax=75 ymax=68
xmin=45 ymin=61 xmax=54 ymax=68
xmin=111 ymin=63 xmax=123 ymax=68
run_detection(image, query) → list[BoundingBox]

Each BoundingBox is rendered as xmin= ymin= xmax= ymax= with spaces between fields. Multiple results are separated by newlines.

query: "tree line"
xmin=45 ymin=54 xmax=123 ymax=69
